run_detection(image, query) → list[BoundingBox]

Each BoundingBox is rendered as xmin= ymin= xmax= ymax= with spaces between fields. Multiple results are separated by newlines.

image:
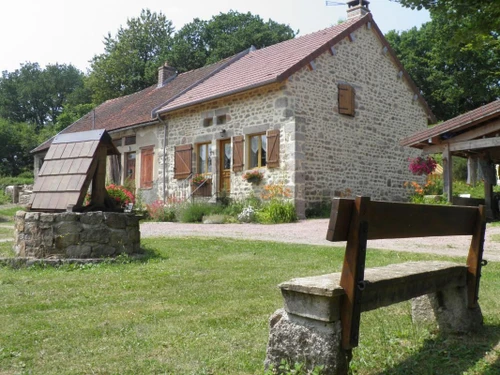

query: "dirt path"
xmin=141 ymin=219 xmax=500 ymax=262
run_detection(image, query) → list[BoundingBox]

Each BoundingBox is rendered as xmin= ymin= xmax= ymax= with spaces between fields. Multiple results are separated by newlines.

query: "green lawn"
xmin=0 ymin=237 xmax=499 ymax=374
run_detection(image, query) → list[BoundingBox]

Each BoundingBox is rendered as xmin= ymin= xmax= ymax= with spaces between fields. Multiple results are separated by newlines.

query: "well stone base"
xmin=14 ymin=211 xmax=141 ymax=258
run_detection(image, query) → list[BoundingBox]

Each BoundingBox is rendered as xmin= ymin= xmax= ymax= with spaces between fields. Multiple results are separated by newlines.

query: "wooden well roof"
xmin=30 ymin=130 xmax=119 ymax=212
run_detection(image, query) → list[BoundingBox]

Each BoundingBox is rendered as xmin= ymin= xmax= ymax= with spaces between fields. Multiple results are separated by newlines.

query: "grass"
xmin=0 ymin=205 xmax=21 ymax=224
xmin=0 ymin=237 xmax=499 ymax=374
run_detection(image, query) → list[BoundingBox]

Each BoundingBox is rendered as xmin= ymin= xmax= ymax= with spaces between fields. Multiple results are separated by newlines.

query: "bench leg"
xmin=265 ymin=309 xmax=349 ymax=375
xmin=411 ymin=286 xmax=483 ymax=333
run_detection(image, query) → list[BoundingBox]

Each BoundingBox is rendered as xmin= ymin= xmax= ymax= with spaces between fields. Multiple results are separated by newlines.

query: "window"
xmin=338 ymin=83 xmax=355 ymax=116
xmin=197 ymin=143 xmax=213 ymax=174
xmin=140 ymin=147 xmax=154 ymax=189
xmin=247 ymin=130 xmax=280 ymax=169
xmin=125 ymin=136 xmax=136 ymax=145
xmin=216 ymin=114 xmax=227 ymax=125
xmin=248 ymin=134 xmax=267 ymax=168
xmin=203 ymin=118 xmax=213 ymax=127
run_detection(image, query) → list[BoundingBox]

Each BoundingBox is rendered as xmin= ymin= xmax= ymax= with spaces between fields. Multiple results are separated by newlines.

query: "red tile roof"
xmin=156 ymin=16 xmax=363 ymax=114
xmin=33 ymin=12 xmax=435 ymax=153
xmin=401 ymin=100 xmax=500 ymax=148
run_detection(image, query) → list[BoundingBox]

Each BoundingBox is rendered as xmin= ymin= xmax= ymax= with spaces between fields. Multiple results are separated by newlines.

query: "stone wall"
xmin=14 ymin=211 xmax=140 ymax=258
xmin=286 ymin=23 xmax=428 ymax=214
xmin=160 ymin=84 xmax=295 ymax=201
xmin=5 ymin=185 xmax=33 ymax=205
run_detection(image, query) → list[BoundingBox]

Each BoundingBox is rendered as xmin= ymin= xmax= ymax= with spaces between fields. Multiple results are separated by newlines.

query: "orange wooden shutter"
xmin=266 ymin=130 xmax=280 ymax=168
xmin=338 ymin=83 xmax=355 ymax=116
xmin=140 ymin=147 xmax=154 ymax=188
xmin=233 ymin=135 xmax=244 ymax=172
xmin=174 ymin=144 xmax=192 ymax=179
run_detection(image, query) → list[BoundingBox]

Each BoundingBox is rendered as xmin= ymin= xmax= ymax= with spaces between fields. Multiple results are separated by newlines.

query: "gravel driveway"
xmin=141 ymin=219 xmax=500 ymax=262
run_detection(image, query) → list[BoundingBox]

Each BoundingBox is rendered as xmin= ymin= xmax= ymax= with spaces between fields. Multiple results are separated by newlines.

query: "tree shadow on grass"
xmin=375 ymin=324 xmax=500 ymax=375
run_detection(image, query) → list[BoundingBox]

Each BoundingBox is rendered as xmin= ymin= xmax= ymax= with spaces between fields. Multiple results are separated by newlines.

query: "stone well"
xmin=14 ymin=211 xmax=141 ymax=258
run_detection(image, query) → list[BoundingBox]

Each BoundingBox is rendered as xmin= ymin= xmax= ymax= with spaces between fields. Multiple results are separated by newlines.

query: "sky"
xmin=0 ymin=0 xmax=430 ymax=74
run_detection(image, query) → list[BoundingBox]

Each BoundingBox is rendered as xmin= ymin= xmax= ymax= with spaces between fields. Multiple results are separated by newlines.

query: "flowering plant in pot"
xmin=106 ymin=184 xmax=135 ymax=206
xmin=242 ymin=170 xmax=264 ymax=184
xmin=192 ymin=173 xmax=210 ymax=186
xmin=408 ymin=156 xmax=437 ymax=176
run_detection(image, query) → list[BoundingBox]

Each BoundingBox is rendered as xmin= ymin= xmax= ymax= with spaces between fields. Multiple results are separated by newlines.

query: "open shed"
xmin=401 ymin=100 xmax=500 ymax=219
xmin=29 ymin=129 xmax=120 ymax=212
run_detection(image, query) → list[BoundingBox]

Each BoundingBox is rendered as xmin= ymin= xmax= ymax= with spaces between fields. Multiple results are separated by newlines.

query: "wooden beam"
xmin=423 ymin=143 xmax=446 ymax=155
xmin=450 ymin=137 xmax=500 ymax=152
xmin=451 ymin=119 xmax=500 ymax=143
xmin=443 ymin=145 xmax=453 ymax=202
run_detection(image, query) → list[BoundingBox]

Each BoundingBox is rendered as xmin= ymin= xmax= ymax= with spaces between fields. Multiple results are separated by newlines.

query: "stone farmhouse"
xmin=32 ymin=1 xmax=435 ymax=218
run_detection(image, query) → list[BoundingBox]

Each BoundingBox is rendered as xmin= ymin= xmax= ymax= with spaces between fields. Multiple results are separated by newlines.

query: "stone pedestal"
xmin=266 ymin=265 xmax=483 ymax=375
xmin=411 ymin=287 xmax=483 ymax=333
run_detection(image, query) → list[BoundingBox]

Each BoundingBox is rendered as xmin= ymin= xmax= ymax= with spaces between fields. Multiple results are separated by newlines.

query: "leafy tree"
xmin=0 ymin=62 xmax=85 ymax=130
xmin=396 ymin=0 xmax=500 ymax=45
xmin=169 ymin=10 xmax=297 ymax=72
xmin=386 ymin=12 xmax=500 ymax=121
xmin=0 ymin=118 xmax=40 ymax=176
xmin=87 ymin=9 xmax=174 ymax=104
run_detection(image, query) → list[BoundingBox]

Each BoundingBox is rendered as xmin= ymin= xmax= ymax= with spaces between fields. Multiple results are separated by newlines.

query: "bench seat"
xmin=280 ymin=261 xmax=467 ymax=323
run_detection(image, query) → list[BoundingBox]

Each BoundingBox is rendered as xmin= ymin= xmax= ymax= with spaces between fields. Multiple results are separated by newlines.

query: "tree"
xmin=0 ymin=62 xmax=85 ymax=130
xmin=386 ymin=12 xmax=500 ymax=121
xmin=396 ymin=0 xmax=500 ymax=46
xmin=87 ymin=9 xmax=174 ymax=104
xmin=0 ymin=118 xmax=39 ymax=176
xmin=168 ymin=11 xmax=297 ymax=72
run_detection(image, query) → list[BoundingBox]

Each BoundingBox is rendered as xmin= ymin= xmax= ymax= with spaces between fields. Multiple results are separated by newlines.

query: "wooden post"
xmin=467 ymin=156 xmax=477 ymax=187
xmin=339 ymin=196 xmax=369 ymax=350
xmin=466 ymin=205 xmax=486 ymax=308
xmin=442 ymin=145 xmax=453 ymax=202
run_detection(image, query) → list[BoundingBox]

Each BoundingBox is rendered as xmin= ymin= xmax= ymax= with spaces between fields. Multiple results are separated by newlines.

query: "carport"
xmin=401 ymin=100 xmax=500 ymax=219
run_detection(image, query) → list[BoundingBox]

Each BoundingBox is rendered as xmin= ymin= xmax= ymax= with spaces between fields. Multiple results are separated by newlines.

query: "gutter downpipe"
xmin=157 ymin=114 xmax=168 ymax=202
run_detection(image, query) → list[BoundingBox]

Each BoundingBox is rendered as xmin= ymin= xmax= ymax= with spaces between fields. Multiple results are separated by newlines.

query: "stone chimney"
xmin=158 ymin=62 xmax=176 ymax=88
xmin=346 ymin=0 xmax=370 ymax=19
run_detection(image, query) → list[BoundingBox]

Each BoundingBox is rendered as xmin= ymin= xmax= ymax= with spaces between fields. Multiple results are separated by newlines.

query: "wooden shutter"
xmin=174 ymin=144 xmax=192 ymax=179
xmin=338 ymin=83 xmax=355 ymax=116
xmin=140 ymin=147 xmax=154 ymax=189
xmin=233 ymin=135 xmax=244 ymax=172
xmin=266 ymin=130 xmax=280 ymax=168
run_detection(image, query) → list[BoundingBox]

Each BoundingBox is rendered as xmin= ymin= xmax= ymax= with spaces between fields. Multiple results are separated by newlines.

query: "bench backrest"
xmin=326 ymin=196 xmax=486 ymax=350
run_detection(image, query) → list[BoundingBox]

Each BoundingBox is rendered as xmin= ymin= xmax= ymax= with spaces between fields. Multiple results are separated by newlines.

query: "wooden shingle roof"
xmin=30 ymin=130 xmax=119 ymax=212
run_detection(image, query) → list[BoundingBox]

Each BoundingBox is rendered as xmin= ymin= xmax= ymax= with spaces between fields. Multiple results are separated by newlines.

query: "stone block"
xmin=275 ymin=97 xmax=288 ymax=108
xmin=55 ymin=212 xmax=78 ymax=222
xmin=55 ymin=233 xmax=80 ymax=250
xmin=91 ymin=245 xmax=116 ymax=257
xmin=80 ymin=212 xmax=104 ymax=225
xmin=55 ymin=221 xmax=82 ymax=235
xmin=104 ymin=213 xmax=127 ymax=229
xmin=81 ymin=227 xmax=110 ymax=244
xmin=265 ymin=309 xmax=348 ymax=375
xmin=411 ymin=287 xmax=483 ymax=333
xmin=66 ymin=245 xmax=91 ymax=258
xmin=24 ymin=212 xmax=40 ymax=222
xmin=40 ymin=213 xmax=55 ymax=223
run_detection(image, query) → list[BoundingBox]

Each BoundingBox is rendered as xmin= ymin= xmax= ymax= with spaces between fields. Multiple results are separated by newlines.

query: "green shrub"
xmin=0 ymin=191 xmax=10 ymax=205
xmin=178 ymin=201 xmax=218 ymax=223
xmin=257 ymin=199 xmax=297 ymax=224
xmin=145 ymin=200 xmax=177 ymax=222
xmin=0 ymin=175 xmax=34 ymax=190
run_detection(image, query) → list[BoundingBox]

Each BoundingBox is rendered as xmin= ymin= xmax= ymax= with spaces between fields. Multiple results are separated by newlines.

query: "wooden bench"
xmin=327 ymin=196 xmax=486 ymax=350
xmin=266 ymin=196 xmax=486 ymax=374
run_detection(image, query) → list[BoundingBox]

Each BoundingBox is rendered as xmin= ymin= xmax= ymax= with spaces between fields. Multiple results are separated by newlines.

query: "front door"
xmin=219 ymin=139 xmax=231 ymax=193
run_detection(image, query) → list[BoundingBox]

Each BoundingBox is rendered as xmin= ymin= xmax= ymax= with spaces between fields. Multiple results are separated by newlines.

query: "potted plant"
xmin=192 ymin=173 xmax=210 ymax=186
xmin=242 ymin=170 xmax=264 ymax=185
